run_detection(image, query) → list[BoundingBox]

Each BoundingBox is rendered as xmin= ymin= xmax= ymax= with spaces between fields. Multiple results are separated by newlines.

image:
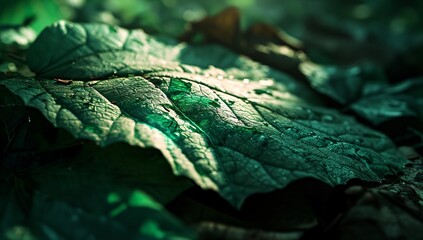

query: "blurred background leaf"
xmin=0 ymin=0 xmax=71 ymax=34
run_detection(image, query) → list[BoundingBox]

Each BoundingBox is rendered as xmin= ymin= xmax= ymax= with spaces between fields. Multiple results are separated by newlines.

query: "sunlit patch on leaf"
xmin=0 ymin=21 xmax=407 ymax=209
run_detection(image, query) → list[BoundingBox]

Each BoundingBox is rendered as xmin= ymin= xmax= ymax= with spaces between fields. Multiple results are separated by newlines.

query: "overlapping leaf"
xmin=0 ymin=21 xmax=407 ymax=207
xmin=301 ymin=62 xmax=423 ymax=126
xmin=0 ymin=179 xmax=195 ymax=240
xmin=351 ymin=78 xmax=423 ymax=125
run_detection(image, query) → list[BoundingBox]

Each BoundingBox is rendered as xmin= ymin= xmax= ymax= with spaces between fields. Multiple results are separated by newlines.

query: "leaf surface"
xmin=351 ymin=77 xmax=423 ymax=125
xmin=0 ymin=21 xmax=407 ymax=207
xmin=300 ymin=62 xmax=388 ymax=105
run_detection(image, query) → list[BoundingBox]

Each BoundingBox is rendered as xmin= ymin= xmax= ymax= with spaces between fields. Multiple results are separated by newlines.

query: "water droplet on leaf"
xmin=254 ymin=89 xmax=272 ymax=95
xmin=322 ymin=114 xmax=334 ymax=122
xmin=259 ymin=79 xmax=274 ymax=86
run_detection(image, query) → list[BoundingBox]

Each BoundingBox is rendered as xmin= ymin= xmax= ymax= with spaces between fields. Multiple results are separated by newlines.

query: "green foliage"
xmin=0 ymin=24 xmax=36 ymax=73
xmin=0 ymin=182 xmax=194 ymax=240
xmin=1 ymin=1 xmax=423 ymax=239
xmin=0 ymin=27 xmax=36 ymax=50
xmin=1 ymin=21 xmax=406 ymax=208
xmin=351 ymin=78 xmax=423 ymax=125
xmin=0 ymin=0 xmax=67 ymax=34
xmin=0 ymin=87 xmax=194 ymax=239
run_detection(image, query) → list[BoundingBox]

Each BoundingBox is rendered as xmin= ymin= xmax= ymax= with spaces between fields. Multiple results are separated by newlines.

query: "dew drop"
xmin=227 ymin=100 xmax=235 ymax=106
xmin=243 ymin=79 xmax=250 ymax=83
xmin=210 ymin=99 xmax=220 ymax=108
xmin=301 ymin=151 xmax=311 ymax=156
xmin=287 ymin=127 xmax=298 ymax=132
xmin=388 ymin=100 xmax=401 ymax=107
xmin=217 ymin=75 xmax=224 ymax=80
xmin=259 ymin=79 xmax=274 ymax=86
xmin=254 ymin=89 xmax=272 ymax=95
xmin=322 ymin=114 xmax=334 ymax=122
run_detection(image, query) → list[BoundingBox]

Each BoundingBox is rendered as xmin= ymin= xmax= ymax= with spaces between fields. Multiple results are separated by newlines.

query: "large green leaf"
xmin=0 ymin=21 xmax=407 ymax=208
xmin=27 ymin=21 xmax=317 ymax=101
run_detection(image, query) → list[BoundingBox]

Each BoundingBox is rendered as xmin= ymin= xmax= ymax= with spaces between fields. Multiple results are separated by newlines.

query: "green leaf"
xmin=300 ymin=61 xmax=423 ymax=126
xmin=0 ymin=0 xmax=66 ymax=34
xmin=0 ymin=143 xmax=195 ymax=240
xmin=0 ymin=26 xmax=36 ymax=50
xmin=300 ymin=61 xmax=388 ymax=105
xmin=31 ymin=142 xmax=193 ymax=205
xmin=0 ymin=180 xmax=195 ymax=240
xmin=26 ymin=21 xmax=319 ymax=102
xmin=340 ymin=188 xmax=423 ymax=240
xmin=1 ymin=21 xmax=406 ymax=208
xmin=0 ymin=25 xmax=36 ymax=73
xmin=351 ymin=77 xmax=423 ymax=125
xmin=33 ymin=189 xmax=195 ymax=240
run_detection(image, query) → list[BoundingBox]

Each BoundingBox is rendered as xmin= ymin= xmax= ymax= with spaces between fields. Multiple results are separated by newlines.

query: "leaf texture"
xmin=1 ymin=21 xmax=406 ymax=207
